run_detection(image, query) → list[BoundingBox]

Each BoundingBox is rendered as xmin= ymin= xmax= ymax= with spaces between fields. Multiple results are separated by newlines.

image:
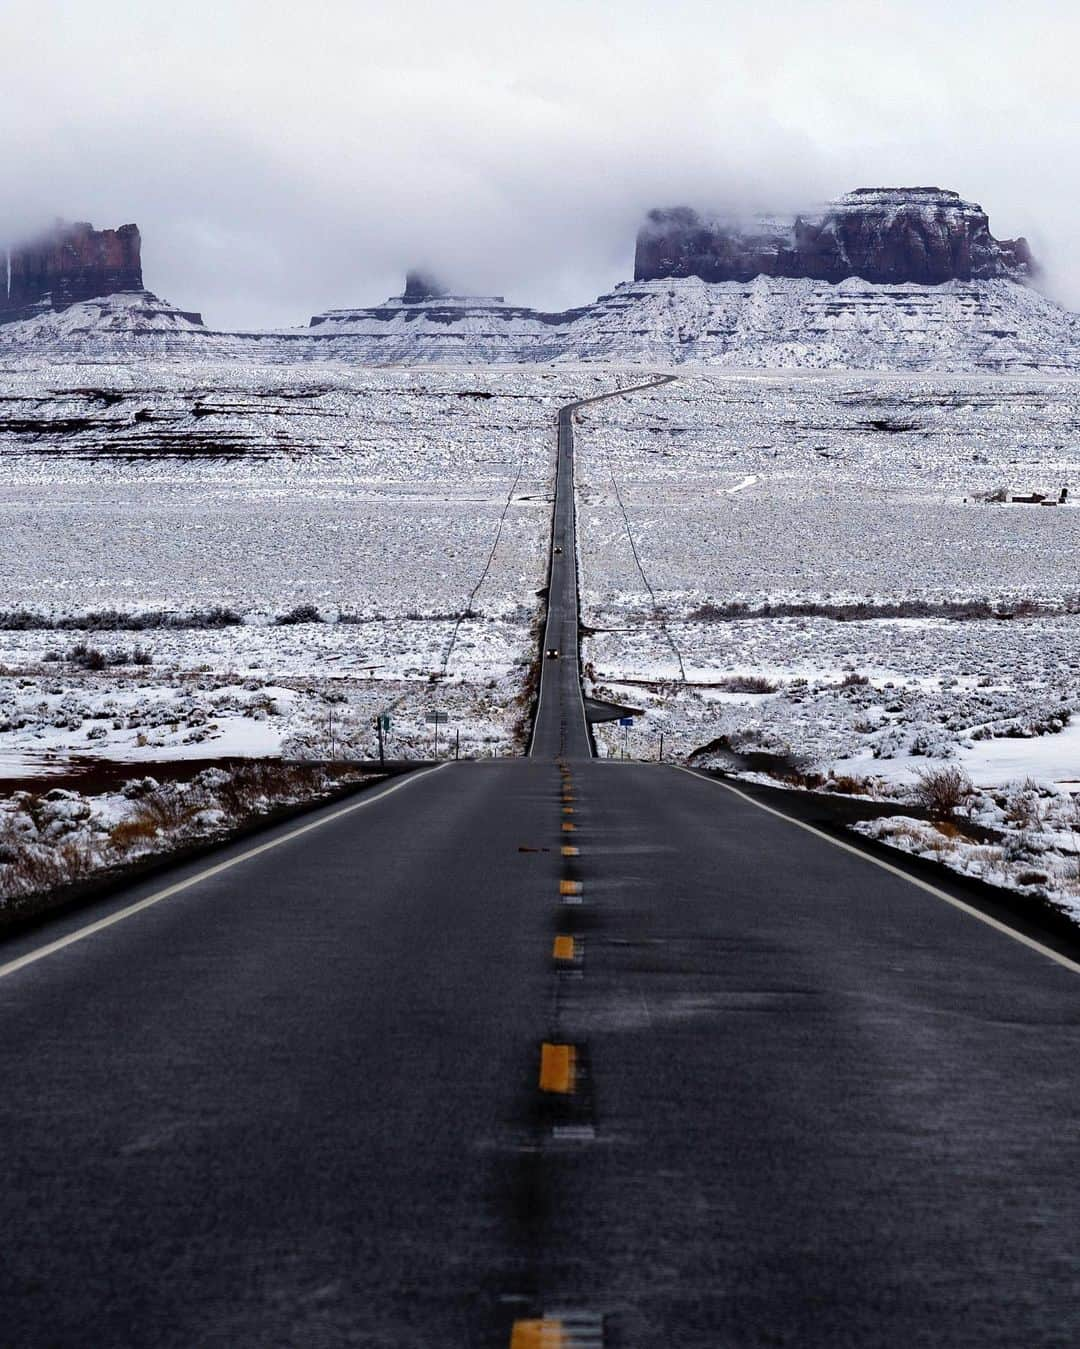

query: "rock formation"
xmin=402 ymin=270 xmax=450 ymax=303
xmin=635 ymin=188 xmax=1036 ymax=287
xmin=2 ymin=220 xmax=144 ymax=323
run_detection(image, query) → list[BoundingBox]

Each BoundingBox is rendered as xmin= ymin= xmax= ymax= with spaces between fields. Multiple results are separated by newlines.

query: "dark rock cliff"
xmin=402 ymin=270 xmax=450 ymax=303
xmin=635 ymin=188 xmax=1036 ymax=287
xmin=2 ymin=220 xmax=144 ymax=323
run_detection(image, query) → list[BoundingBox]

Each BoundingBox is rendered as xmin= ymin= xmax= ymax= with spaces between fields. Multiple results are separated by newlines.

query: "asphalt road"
xmin=2 ymin=384 xmax=1079 ymax=1348
xmin=531 ymin=378 xmax=672 ymax=761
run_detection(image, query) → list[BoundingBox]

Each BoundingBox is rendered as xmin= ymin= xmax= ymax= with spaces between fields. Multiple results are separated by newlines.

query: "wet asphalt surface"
xmin=1 ymin=385 xmax=1079 ymax=1346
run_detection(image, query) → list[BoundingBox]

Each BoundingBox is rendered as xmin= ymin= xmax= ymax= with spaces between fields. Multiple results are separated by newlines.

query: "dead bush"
xmin=823 ymin=773 xmax=872 ymax=796
xmin=1014 ymin=869 xmax=1049 ymax=887
xmin=130 ymin=788 xmax=203 ymax=835
xmin=914 ymin=765 xmax=974 ymax=820
xmin=1005 ymin=785 xmax=1043 ymax=830
xmin=108 ymin=817 xmax=162 ymax=855
xmin=718 ymin=673 xmax=778 ymax=694
xmin=0 ymin=836 xmax=95 ymax=897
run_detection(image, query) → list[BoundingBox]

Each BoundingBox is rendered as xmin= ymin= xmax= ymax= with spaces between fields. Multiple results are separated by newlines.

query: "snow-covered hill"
xmin=557 ymin=276 xmax=1080 ymax=370
xmin=0 ymin=292 xmax=216 ymax=356
xmin=303 ymin=276 xmax=1080 ymax=369
xmin=2 ymin=277 xmax=1078 ymax=371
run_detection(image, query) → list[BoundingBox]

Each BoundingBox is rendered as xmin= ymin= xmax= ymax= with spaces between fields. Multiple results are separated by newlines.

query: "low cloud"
xmin=2 ymin=0 xmax=1077 ymax=326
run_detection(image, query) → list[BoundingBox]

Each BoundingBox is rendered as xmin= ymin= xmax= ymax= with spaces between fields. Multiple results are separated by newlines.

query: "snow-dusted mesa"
xmin=296 ymin=188 xmax=1074 ymax=369
xmin=0 ymin=218 xmax=215 ymax=356
xmin=635 ymin=187 xmax=1036 ymax=287
xmin=1 ymin=219 xmax=147 ymax=323
xmin=3 ymin=189 xmax=1076 ymax=370
xmin=0 ymin=291 xmax=209 ymax=349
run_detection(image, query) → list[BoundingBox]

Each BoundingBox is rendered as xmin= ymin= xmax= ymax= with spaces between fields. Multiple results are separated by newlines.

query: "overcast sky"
xmin=2 ymin=0 xmax=1077 ymax=328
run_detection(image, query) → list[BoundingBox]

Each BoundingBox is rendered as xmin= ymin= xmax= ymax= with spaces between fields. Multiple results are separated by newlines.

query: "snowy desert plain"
xmin=1 ymin=315 xmax=1079 ymax=918
xmin=575 ymin=372 xmax=1080 ymax=911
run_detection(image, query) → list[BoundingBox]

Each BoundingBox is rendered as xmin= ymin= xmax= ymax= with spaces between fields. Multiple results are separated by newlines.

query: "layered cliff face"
xmin=636 ymin=188 xmax=1036 ymax=288
xmin=2 ymin=220 xmax=144 ymax=323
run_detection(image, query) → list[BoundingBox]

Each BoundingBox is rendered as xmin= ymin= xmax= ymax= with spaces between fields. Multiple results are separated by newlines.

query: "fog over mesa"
xmin=2 ymin=0 xmax=1077 ymax=328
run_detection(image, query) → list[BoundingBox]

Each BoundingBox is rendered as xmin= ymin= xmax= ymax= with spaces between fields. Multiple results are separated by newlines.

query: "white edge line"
xmin=0 ymin=764 xmax=450 ymax=982
xmin=670 ymin=764 xmax=1080 ymax=976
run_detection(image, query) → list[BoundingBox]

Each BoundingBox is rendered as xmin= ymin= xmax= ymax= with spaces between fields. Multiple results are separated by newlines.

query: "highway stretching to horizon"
xmin=2 ymin=381 xmax=1080 ymax=1347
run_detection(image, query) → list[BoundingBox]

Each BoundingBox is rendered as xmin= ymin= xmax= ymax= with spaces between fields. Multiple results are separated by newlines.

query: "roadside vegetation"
xmin=0 ymin=762 xmax=380 ymax=928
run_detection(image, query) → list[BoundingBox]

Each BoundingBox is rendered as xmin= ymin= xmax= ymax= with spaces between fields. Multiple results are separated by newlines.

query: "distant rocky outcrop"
xmin=309 ymin=272 xmax=527 ymax=328
xmin=2 ymin=220 xmax=145 ymax=324
xmin=635 ymin=188 xmax=1036 ymax=288
xmin=402 ymin=270 xmax=451 ymax=303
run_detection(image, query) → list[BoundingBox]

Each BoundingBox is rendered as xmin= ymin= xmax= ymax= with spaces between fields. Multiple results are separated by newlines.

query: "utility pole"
xmin=455 ymin=728 xmax=460 ymax=760
xmin=376 ymin=715 xmax=385 ymax=768
xmin=434 ymin=715 xmax=439 ymax=760
xmin=659 ymin=732 xmax=664 ymax=762
xmin=329 ymin=705 xmax=335 ymax=761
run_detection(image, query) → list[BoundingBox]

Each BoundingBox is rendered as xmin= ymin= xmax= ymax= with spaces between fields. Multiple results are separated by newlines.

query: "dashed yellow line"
xmin=559 ymin=879 xmax=582 ymax=897
xmin=511 ymin=1319 xmax=565 ymax=1348
xmin=561 ymin=845 xmax=578 ymax=857
xmin=561 ymin=821 xmax=576 ymax=833
xmin=540 ymin=1042 xmax=576 ymax=1094
xmin=562 ymin=804 xmax=574 ymax=815
xmin=553 ymin=935 xmax=575 ymax=961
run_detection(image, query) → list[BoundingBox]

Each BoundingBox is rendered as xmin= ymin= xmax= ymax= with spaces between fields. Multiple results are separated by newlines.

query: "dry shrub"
xmin=967 ymin=844 xmax=1005 ymax=875
xmin=210 ymin=763 xmax=327 ymax=820
xmin=131 ymin=789 xmax=201 ymax=834
xmin=1014 ymin=869 xmax=1049 ymax=887
xmin=824 ymin=773 xmax=871 ymax=796
xmin=0 ymin=837 xmax=96 ymax=897
xmin=777 ymin=766 xmax=826 ymax=790
xmin=108 ymin=816 xmax=162 ymax=855
xmin=1005 ymin=780 xmax=1044 ymax=830
xmin=914 ymin=765 xmax=974 ymax=820
xmin=718 ymin=674 xmax=778 ymax=694
xmin=884 ymin=820 xmax=927 ymax=845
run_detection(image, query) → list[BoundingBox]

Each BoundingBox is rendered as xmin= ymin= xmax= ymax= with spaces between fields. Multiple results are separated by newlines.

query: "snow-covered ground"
xmin=3 ymin=275 xmax=1078 ymax=369
xmin=0 ymin=763 xmax=379 ymax=920
xmin=2 ymin=359 xmax=637 ymax=909
xmin=575 ymin=371 xmax=1080 ymax=916
xmin=0 ymin=363 xmax=629 ymax=779
xmin=4 ymin=351 xmax=1079 ymax=920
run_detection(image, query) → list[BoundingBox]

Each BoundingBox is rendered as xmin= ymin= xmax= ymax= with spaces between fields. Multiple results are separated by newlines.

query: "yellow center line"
xmin=562 ymin=804 xmax=574 ymax=814
xmin=559 ymin=879 xmax=582 ymax=897
xmin=561 ymin=845 xmax=579 ymax=857
xmin=510 ymin=1320 xmax=565 ymax=1348
xmin=561 ymin=821 xmax=575 ymax=832
xmin=540 ymin=1043 xmax=576 ymax=1094
xmin=553 ymin=935 xmax=575 ymax=961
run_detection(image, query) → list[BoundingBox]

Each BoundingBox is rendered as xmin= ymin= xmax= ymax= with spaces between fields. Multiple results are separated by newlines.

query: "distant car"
xmin=546 ymin=647 xmax=560 ymax=659
xmin=554 ymin=546 xmax=563 ymax=554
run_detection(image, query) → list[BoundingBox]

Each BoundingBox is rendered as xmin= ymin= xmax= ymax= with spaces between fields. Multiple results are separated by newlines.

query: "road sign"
xmin=618 ymin=716 xmax=634 ymax=727
xmin=379 ymin=714 xmax=391 ymax=731
xmin=426 ymin=711 xmax=449 ymax=725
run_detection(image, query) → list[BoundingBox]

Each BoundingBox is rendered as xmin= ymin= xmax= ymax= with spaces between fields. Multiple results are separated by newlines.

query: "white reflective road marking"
xmin=671 ymin=765 xmax=1080 ymax=976
xmin=0 ymin=765 xmax=450 ymax=982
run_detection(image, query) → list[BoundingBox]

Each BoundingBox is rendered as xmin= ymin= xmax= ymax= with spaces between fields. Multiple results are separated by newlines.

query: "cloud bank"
xmin=2 ymin=0 xmax=1077 ymax=327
